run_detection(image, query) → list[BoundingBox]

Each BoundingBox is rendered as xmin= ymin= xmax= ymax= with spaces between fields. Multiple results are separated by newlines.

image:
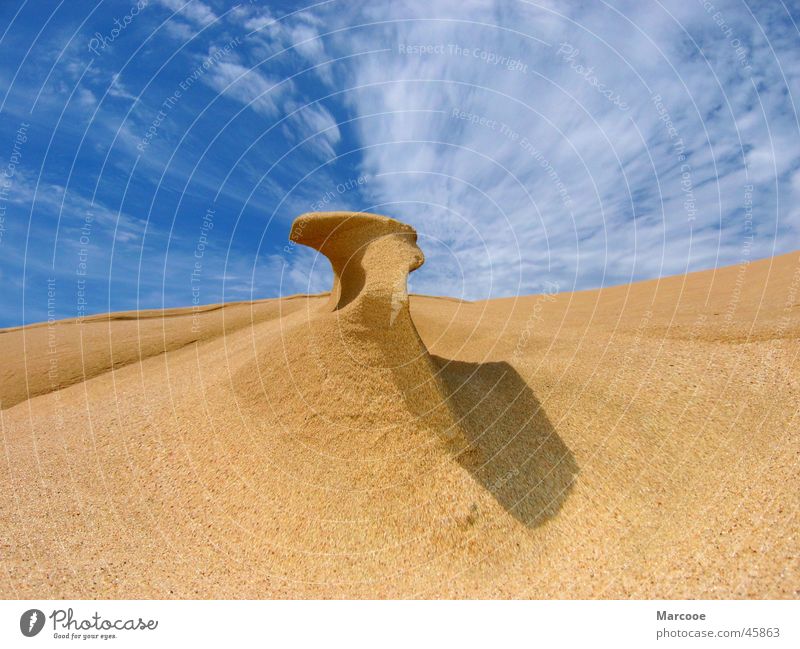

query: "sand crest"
xmin=0 ymin=213 xmax=797 ymax=598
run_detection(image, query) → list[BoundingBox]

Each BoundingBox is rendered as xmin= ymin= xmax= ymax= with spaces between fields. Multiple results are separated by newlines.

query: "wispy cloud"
xmin=202 ymin=57 xmax=288 ymax=117
xmin=283 ymin=100 xmax=341 ymax=160
xmin=155 ymin=0 xmax=217 ymax=28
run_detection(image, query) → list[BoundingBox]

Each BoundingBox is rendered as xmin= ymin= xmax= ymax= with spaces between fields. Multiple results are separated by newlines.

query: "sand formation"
xmin=283 ymin=212 xmax=470 ymax=454
xmin=235 ymin=212 xmax=572 ymax=529
xmin=0 ymin=213 xmax=798 ymax=598
xmin=290 ymin=211 xmax=423 ymax=315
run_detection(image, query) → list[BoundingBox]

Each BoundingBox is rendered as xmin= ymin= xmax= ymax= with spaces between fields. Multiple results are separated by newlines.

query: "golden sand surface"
xmin=1 ymin=214 xmax=798 ymax=598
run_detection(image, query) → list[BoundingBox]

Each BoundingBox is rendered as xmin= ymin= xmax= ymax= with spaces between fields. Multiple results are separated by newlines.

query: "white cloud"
xmin=107 ymin=73 xmax=138 ymax=102
xmin=258 ymin=248 xmax=332 ymax=297
xmin=162 ymin=19 xmax=196 ymax=41
xmin=76 ymin=86 xmax=97 ymax=108
xmin=203 ymin=59 xmax=288 ymax=117
xmin=229 ymin=5 xmax=333 ymax=84
xmin=236 ymin=6 xmax=275 ymax=32
xmin=0 ymin=165 xmax=152 ymax=241
xmin=155 ymin=0 xmax=217 ymax=28
xmin=283 ymin=100 xmax=341 ymax=159
xmin=288 ymin=22 xmax=326 ymax=63
xmin=791 ymin=169 xmax=800 ymax=195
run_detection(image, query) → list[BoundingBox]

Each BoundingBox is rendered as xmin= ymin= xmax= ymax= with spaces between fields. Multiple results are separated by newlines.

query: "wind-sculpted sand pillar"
xmin=288 ymin=211 xmax=470 ymax=452
xmin=290 ymin=211 xmax=424 ymax=325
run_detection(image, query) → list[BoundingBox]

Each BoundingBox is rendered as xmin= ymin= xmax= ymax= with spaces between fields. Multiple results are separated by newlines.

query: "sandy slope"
xmin=1 ymin=248 xmax=798 ymax=599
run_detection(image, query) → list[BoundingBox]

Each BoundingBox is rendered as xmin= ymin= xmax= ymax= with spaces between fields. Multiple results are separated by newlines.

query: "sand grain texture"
xmin=1 ymin=212 xmax=798 ymax=599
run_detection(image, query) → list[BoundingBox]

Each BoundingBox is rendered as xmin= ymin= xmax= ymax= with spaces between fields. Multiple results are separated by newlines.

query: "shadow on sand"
xmin=432 ymin=356 xmax=578 ymax=528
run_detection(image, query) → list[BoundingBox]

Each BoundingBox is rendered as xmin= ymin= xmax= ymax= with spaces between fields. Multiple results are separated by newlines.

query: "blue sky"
xmin=0 ymin=0 xmax=798 ymax=327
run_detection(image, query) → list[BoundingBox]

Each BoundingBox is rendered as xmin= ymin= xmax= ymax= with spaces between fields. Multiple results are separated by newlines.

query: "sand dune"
xmin=1 ymin=212 xmax=798 ymax=599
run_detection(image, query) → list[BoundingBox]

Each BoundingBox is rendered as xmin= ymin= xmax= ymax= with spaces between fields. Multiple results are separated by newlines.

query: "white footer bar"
xmin=1 ymin=600 xmax=797 ymax=648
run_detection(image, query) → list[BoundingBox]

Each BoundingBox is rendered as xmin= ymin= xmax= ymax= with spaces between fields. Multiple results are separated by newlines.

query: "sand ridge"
xmin=0 ymin=214 xmax=798 ymax=598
